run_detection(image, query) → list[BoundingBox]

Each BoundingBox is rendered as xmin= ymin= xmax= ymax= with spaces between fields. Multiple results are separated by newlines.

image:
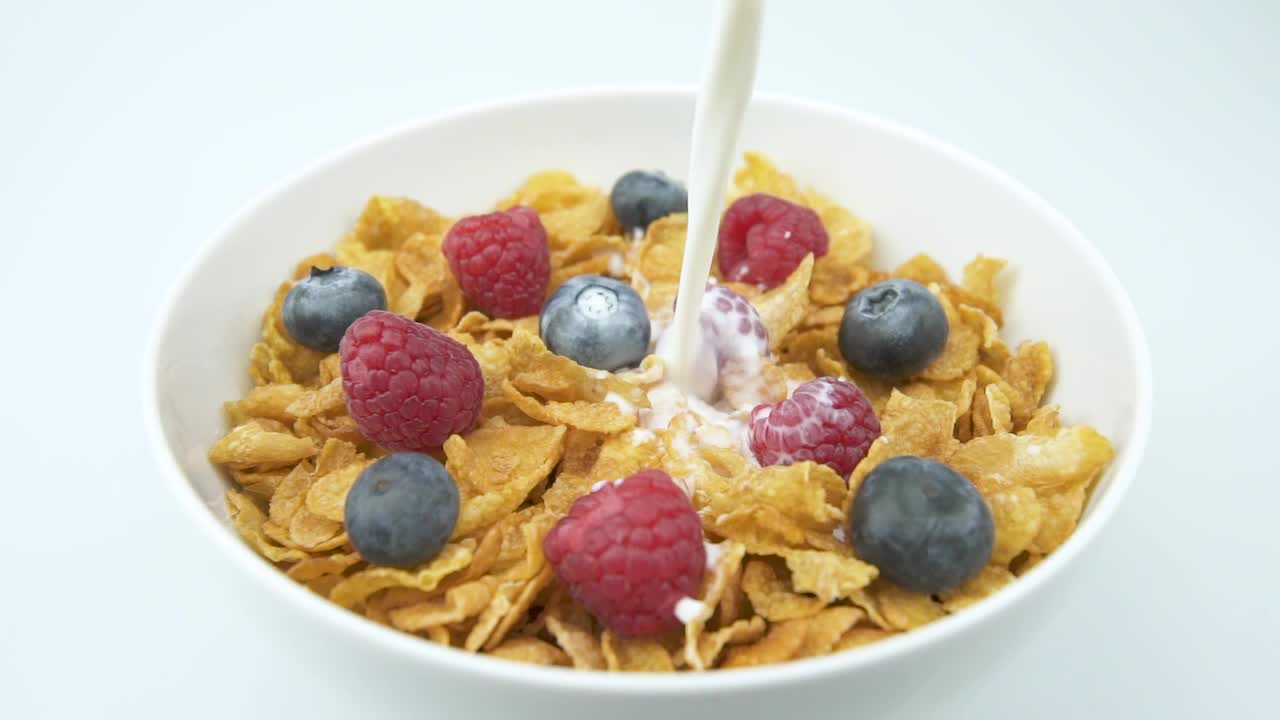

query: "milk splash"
xmin=659 ymin=0 xmax=764 ymax=396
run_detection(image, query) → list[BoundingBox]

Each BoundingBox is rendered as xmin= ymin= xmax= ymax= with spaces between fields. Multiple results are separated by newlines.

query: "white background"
xmin=2 ymin=1 xmax=1276 ymax=717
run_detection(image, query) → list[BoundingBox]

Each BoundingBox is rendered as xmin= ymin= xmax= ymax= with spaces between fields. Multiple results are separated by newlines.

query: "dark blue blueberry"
xmin=282 ymin=266 xmax=387 ymax=352
xmin=344 ymin=452 xmax=459 ymax=568
xmin=838 ymin=279 xmax=948 ymax=379
xmin=610 ymin=170 xmax=688 ymax=234
xmin=849 ymin=456 xmax=994 ymax=594
xmin=540 ymin=275 xmax=650 ymax=371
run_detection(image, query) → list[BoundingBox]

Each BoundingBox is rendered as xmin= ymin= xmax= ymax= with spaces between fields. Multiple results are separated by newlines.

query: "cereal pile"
xmin=210 ymin=153 xmax=1113 ymax=671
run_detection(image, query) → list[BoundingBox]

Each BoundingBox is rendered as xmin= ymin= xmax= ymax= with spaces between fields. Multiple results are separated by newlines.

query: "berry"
xmin=344 ymin=452 xmax=460 ymax=568
xmin=339 ymin=310 xmax=483 ymax=451
xmin=717 ymin=193 xmax=829 ymax=288
xmin=699 ymin=284 xmax=768 ymax=366
xmin=540 ymin=275 xmax=651 ymax=371
xmin=610 ymin=170 xmax=688 ymax=235
xmin=838 ymin=279 xmax=949 ymax=379
xmin=442 ymin=206 xmax=550 ymax=318
xmin=748 ymin=377 xmax=880 ymax=478
xmin=282 ymin=266 xmax=387 ymax=352
xmin=850 ymin=456 xmax=994 ymax=594
xmin=543 ymin=469 xmax=706 ymax=637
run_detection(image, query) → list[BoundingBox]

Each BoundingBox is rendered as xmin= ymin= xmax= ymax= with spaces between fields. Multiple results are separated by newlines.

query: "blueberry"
xmin=540 ymin=275 xmax=650 ymax=371
xmin=838 ymin=279 xmax=948 ymax=378
xmin=849 ymin=456 xmax=994 ymax=594
xmin=344 ymin=453 xmax=459 ymax=568
xmin=610 ymin=170 xmax=688 ymax=234
xmin=282 ymin=266 xmax=387 ymax=352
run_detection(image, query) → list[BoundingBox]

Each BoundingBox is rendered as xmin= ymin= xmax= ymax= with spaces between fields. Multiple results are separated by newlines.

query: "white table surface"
xmin=3 ymin=0 xmax=1275 ymax=717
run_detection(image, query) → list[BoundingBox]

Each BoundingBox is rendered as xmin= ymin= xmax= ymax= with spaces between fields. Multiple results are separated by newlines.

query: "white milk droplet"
xmin=604 ymin=391 xmax=636 ymax=416
xmin=674 ymin=597 xmax=708 ymax=624
xmin=608 ymin=252 xmax=626 ymax=276
xmin=704 ymin=541 xmax=725 ymax=570
xmin=630 ymin=428 xmax=657 ymax=445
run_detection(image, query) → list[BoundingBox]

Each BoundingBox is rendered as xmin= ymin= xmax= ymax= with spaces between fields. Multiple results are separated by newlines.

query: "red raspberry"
xmin=543 ymin=470 xmax=706 ymax=637
xmin=339 ymin=310 xmax=483 ymax=451
xmin=749 ymin=377 xmax=880 ymax=478
xmin=717 ymin=193 xmax=829 ymax=288
xmin=442 ymin=206 xmax=550 ymax=318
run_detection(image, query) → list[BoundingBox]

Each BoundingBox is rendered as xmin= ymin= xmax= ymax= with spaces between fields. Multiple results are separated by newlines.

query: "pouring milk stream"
xmin=658 ymin=0 xmax=764 ymax=398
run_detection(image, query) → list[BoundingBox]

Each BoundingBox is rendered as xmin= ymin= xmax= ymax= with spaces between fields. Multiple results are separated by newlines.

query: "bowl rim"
xmin=143 ymin=85 xmax=1152 ymax=695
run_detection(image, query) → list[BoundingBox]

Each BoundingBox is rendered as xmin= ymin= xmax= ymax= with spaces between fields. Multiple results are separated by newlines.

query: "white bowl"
xmin=144 ymin=88 xmax=1151 ymax=720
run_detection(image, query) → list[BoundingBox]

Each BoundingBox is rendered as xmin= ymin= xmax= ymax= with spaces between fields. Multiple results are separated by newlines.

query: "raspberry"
xmin=442 ymin=206 xmax=550 ymax=318
xmin=543 ymin=470 xmax=706 ymax=637
xmin=339 ymin=310 xmax=484 ymax=451
xmin=749 ymin=377 xmax=880 ymax=478
xmin=699 ymin=284 xmax=768 ymax=365
xmin=717 ymin=193 xmax=829 ymax=288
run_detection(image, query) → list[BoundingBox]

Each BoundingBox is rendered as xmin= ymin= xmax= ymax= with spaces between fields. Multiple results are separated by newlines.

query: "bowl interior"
xmin=148 ymin=89 xmax=1148 ymax=681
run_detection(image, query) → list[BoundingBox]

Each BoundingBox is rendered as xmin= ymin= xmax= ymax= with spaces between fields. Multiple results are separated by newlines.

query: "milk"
xmin=659 ymin=0 xmax=764 ymax=396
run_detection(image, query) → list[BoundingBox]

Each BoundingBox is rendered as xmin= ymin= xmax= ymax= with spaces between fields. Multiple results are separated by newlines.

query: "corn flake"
xmin=695 ymin=616 xmax=766 ymax=669
xmin=287 ymin=505 xmax=343 ymax=550
xmin=894 ymin=254 xmax=949 ymax=286
xmin=721 ymin=619 xmax=808 ymax=669
xmin=1012 ymin=552 xmax=1046 ymax=576
xmin=939 ymin=566 xmax=1015 ymax=612
xmin=807 ymin=200 xmax=873 ymax=305
xmin=545 ymin=608 xmax=606 ymax=670
xmin=849 ymin=391 xmax=958 ymax=496
xmin=741 ymin=560 xmax=826 ymax=621
xmin=949 ymin=426 xmax=1114 ymax=495
xmin=731 ymin=152 xmax=803 ymax=201
xmin=489 ymin=637 xmax=570 ymax=666
xmin=683 ymin=540 xmax=747 ymax=670
xmin=773 ymin=549 xmax=878 ymax=603
xmin=305 ymin=457 xmax=372 ymax=522
xmin=1030 ymin=485 xmax=1088 ymax=554
xmin=917 ymin=289 xmax=983 ymax=381
xmin=268 ymin=461 xmax=313 ymax=526
xmin=707 ymin=462 xmax=844 ymax=551
xmin=796 ymin=606 xmax=865 ymax=658
xmin=485 ymin=565 xmax=555 ymax=650
xmin=1005 ymin=341 xmax=1054 ymax=426
xmin=225 ymin=491 xmax=309 ymax=563
xmin=1024 ymin=405 xmax=1062 ymax=436
xmin=498 ymin=171 xmax=610 ymax=250
xmin=463 ymin=581 xmax=521 ymax=652
xmin=833 ymin=627 xmax=897 ymax=652
xmin=328 ymin=541 xmax=475 ymax=608
xmin=347 ymin=196 xmax=450 ymax=251
xmin=286 ymin=552 xmax=360 ymax=582
xmin=229 ymin=384 xmax=305 ymax=424
xmin=389 ymin=577 xmax=498 ymax=631
xmin=873 ymin=583 xmax=945 ymax=631
xmin=209 ymin=421 xmax=316 ymax=469
xmin=987 ymin=485 xmax=1044 ymax=564
xmin=755 ymin=254 xmax=813 ymax=351
xmin=962 ymin=255 xmax=1007 ymax=306
xmin=602 ymin=631 xmax=675 ymax=672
